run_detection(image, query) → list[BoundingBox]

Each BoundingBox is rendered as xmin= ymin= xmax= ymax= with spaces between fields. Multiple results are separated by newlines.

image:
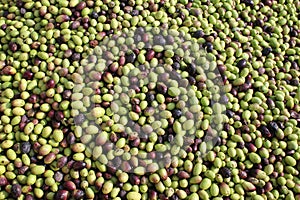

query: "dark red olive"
xmin=55 ymin=190 xmax=69 ymax=200
xmin=129 ymin=175 xmax=140 ymax=185
xmin=70 ymin=21 xmax=80 ymax=30
xmin=46 ymin=79 xmax=55 ymax=89
xmin=22 ymin=70 xmax=33 ymax=80
xmin=57 ymin=156 xmax=68 ymax=168
xmin=177 ymin=171 xmax=190 ymax=179
xmin=52 ymin=120 xmax=61 ymax=129
xmin=72 ymin=161 xmax=86 ymax=171
xmin=55 ymin=111 xmax=64 ymax=121
xmin=63 ymin=181 xmax=76 ymax=191
xmin=9 ymin=42 xmax=18 ymax=52
xmin=73 ymin=189 xmax=85 ymax=199
xmin=18 ymin=166 xmax=29 ymax=175
xmin=146 ymin=49 xmax=155 ymax=61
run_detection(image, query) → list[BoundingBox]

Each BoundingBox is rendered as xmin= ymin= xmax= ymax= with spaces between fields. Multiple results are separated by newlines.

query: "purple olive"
xmin=11 ymin=184 xmax=22 ymax=198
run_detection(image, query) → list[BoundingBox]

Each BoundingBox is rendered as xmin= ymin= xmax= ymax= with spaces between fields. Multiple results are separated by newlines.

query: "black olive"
xmin=187 ymin=63 xmax=196 ymax=75
xmin=90 ymin=11 xmax=98 ymax=19
xmin=254 ymin=19 xmax=264 ymax=27
xmin=146 ymin=93 xmax=155 ymax=103
xmin=125 ymin=52 xmax=136 ymax=63
xmin=290 ymin=79 xmax=299 ymax=86
xmin=71 ymin=53 xmax=81 ymax=61
xmin=193 ymin=30 xmax=205 ymax=38
xmin=268 ymin=121 xmax=279 ymax=132
xmin=291 ymin=30 xmax=298 ymax=37
xmin=11 ymin=184 xmax=22 ymax=198
xmin=172 ymin=109 xmax=182 ymax=119
xmin=20 ymin=141 xmax=31 ymax=154
xmin=74 ymin=114 xmax=85 ymax=125
xmin=153 ymin=35 xmax=166 ymax=46
xmin=262 ymin=47 xmax=272 ymax=56
xmin=226 ymin=110 xmax=235 ymax=118
xmin=219 ymin=167 xmax=232 ymax=178
xmin=172 ymin=62 xmax=180 ymax=70
xmin=260 ymin=126 xmax=272 ymax=138
xmin=237 ymin=59 xmax=247 ymax=68
xmin=220 ymin=95 xmax=229 ymax=104
xmin=263 ymin=25 xmax=274 ymax=33
xmin=242 ymin=0 xmax=254 ymax=6
xmin=204 ymin=42 xmax=213 ymax=52
xmin=187 ymin=76 xmax=196 ymax=85
xmin=173 ymin=55 xmax=181 ymax=62
xmin=169 ymin=194 xmax=179 ymax=200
